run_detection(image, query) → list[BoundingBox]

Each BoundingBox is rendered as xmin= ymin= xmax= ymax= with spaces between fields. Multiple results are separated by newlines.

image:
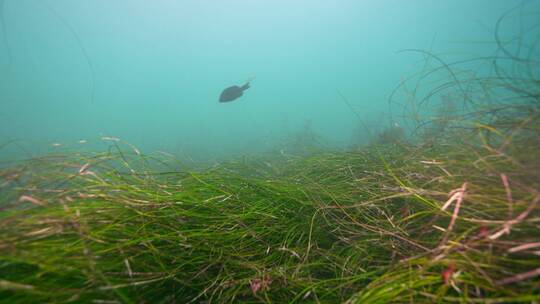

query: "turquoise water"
xmin=0 ymin=0 xmax=537 ymax=161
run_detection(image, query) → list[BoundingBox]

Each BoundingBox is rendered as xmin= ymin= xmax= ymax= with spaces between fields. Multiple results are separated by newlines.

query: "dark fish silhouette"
xmin=219 ymin=82 xmax=251 ymax=103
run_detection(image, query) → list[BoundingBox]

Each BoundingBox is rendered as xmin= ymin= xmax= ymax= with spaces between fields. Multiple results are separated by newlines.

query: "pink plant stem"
xmin=500 ymin=173 xmax=513 ymax=217
xmin=438 ymin=183 xmax=467 ymax=249
xmin=497 ymin=267 xmax=540 ymax=285
xmin=508 ymin=242 xmax=540 ymax=253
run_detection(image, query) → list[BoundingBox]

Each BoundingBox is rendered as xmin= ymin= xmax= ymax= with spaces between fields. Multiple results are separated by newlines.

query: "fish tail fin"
xmin=241 ymin=82 xmax=251 ymax=91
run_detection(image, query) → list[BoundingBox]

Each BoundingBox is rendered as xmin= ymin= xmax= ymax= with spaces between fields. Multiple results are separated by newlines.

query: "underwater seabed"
xmin=0 ymin=101 xmax=539 ymax=303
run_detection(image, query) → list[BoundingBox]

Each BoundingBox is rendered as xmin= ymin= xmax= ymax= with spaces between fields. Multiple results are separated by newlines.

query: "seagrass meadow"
xmin=1 ymin=1 xmax=540 ymax=304
xmin=1 ymin=70 xmax=539 ymax=302
xmin=0 ymin=118 xmax=538 ymax=304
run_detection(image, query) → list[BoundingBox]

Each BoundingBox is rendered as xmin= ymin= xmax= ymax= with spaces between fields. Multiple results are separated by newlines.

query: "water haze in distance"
xmin=0 ymin=0 xmax=538 ymax=162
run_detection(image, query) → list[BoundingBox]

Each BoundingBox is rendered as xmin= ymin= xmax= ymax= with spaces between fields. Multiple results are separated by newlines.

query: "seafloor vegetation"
xmin=1 ymin=10 xmax=540 ymax=304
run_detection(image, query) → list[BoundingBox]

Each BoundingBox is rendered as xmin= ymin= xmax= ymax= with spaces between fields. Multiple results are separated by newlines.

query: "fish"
xmin=219 ymin=82 xmax=250 ymax=103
